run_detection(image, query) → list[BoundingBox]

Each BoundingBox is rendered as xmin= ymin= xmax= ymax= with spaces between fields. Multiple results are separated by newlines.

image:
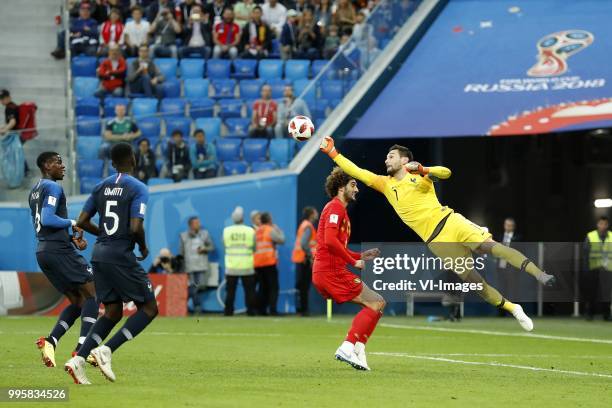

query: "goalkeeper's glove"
xmin=319 ymin=136 xmax=338 ymax=159
xmin=406 ymin=161 xmax=428 ymax=176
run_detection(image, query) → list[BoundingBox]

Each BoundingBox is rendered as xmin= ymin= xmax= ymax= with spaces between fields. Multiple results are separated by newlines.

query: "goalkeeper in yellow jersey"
xmin=319 ymin=136 xmax=555 ymax=331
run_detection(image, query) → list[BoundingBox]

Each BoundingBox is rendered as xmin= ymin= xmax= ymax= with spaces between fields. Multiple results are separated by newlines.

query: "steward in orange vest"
xmin=254 ymin=212 xmax=285 ymax=315
xmin=292 ymin=207 xmax=319 ymax=316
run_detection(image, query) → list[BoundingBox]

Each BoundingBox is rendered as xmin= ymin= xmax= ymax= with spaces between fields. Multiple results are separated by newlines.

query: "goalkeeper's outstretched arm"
xmin=406 ymin=162 xmax=452 ymax=182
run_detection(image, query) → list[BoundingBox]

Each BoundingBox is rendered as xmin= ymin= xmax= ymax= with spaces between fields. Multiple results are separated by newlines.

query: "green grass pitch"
xmin=1 ymin=316 xmax=611 ymax=407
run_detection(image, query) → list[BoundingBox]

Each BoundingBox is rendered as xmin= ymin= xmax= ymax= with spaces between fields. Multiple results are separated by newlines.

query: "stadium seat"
xmin=184 ymin=78 xmax=210 ymax=98
xmin=76 ymin=137 xmax=103 ymax=160
xmin=211 ymin=79 xmax=236 ymax=99
xmin=79 ymin=177 xmax=101 ymax=194
xmin=269 ymin=139 xmax=294 ymax=167
xmin=154 ymin=58 xmax=178 ymax=78
xmin=148 ymin=177 xmax=174 ymax=186
xmin=73 ymin=77 xmax=99 ymax=98
xmin=239 ymin=79 xmax=264 ymax=99
xmin=223 ymin=161 xmax=248 ymax=175
xmin=232 ymin=59 xmax=257 ymax=79
xmin=157 ymin=138 xmax=169 ymax=157
xmin=75 ymin=97 xmax=100 ymax=117
xmin=195 ymin=118 xmax=222 ymax=141
xmin=160 ymin=98 xmax=187 ymax=118
xmin=131 ymin=98 xmax=158 ymax=118
xmin=206 ymin=59 xmax=231 ymax=79
xmin=243 ymin=138 xmax=268 ymax=162
xmin=71 ymin=56 xmax=98 ymax=77
xmin=77 ymin=159 xmax=104 ymax=178
xmin=179 ymin=58 xmax=205 ymax=79
xmin=258 ymin=59 xmax=283 ymax=79
xmin=267 ymin=78 xmax=291 ymax=99
xmin=161 ymin=79 xmax=181 ymax=98
xmin=218 ymin=98 xmax=243 ymax=119
xmin=137 ymin=117 xmax=162 ymax=140
xmin=165 ymin=116 xmax=192 ymax=137
xmin=293 ymin=79 xmax=316 ymax=105
xmin=76 ymin=116 xmax=101 ymax=136
xmin=225 ymin=118 xmax=250 ymax=137
xmin=250 ymin=161 xmax=277 ymax=173
xmin=244 ymin=98 xmax=257 ymax=118
xmin=103 ymin=97 xmax=129 ymax=117
xmin=311 ymin=59 xmax=335 ymax=79
xmin=216 ymin=138 xmax=242 ymax=162
xmin=312 ymin=98 xmax=329 ymax=120
xmin=189 ymin=97 xmax=215 ymax=118
xmin=321 ymin=80 xmax=344 ymax=101
xmin=285 ymin=59 xmax=310 ymax=80
xmin=270 ymin=39 xmax=281 ymax=59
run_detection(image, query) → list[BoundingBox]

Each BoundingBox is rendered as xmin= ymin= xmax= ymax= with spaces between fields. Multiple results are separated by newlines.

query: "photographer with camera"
xmin=180 ymin=216 xmax=215 ymax=314
xmin=149 ymin=6 xmax=182 ymax=58
xmin=180 ymin=5 xmax=212 ymax=59
xmin=148 ymin=248 xmax=183 ymax=274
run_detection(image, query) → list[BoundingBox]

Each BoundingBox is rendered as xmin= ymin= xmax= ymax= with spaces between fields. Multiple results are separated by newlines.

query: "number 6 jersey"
xmin=29 ymin=179 xmax=72 ymax=252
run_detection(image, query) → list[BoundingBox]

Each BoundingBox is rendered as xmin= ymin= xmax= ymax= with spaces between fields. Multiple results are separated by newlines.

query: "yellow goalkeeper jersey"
xmin=333 ymin=154 xmax=453 ymax=242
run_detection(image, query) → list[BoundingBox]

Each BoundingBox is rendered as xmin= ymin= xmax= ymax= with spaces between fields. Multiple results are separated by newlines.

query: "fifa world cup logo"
xmin=527 ymin=30 xmax=594 ymax=77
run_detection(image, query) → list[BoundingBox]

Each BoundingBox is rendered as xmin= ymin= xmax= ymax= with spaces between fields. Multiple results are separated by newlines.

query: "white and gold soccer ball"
xmin=288 ymin=115 xmax=315 ymax=142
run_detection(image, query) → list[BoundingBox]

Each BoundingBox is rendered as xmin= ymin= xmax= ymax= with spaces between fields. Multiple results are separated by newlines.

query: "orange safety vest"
xmin=254 ymin=224 xmax=277 ymax=267
xmin=291 ymin=220 xmax=316 ymax=263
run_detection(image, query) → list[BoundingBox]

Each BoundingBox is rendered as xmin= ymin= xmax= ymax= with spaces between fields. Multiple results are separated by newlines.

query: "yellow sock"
xmin=498 ymin=298 xmax=516 ymax=313
xmin=491 ymin=244 xmax=544 ymax=279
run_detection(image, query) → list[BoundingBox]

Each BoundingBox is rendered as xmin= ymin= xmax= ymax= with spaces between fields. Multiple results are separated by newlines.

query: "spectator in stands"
xmin=333 ymin=0 xmax=356 ymax=32
xmin=149 ymin=6 xmax=182 ymax=58
xmin=334 ymin=29 xmax=360 ymax=71
xmin=250 ymin=85 xmax=277 ymax=138
xmin=146 ymin=0 xmax=176 ymax=23
xmin=315 ymin=0 xmax=333 ymax=29
xmin=234 ymin=0 xmax=256 ymax=27
xmin=280 ymin=9 xmax=300 ymax=60
xmin=296 ymin=8 xmax=322 ymax=59
xmin=254 ymin=212 xmax=285 ymax=316
xmin=128 ymin=45 xmax=164 ymax=98
xmin=190 ymin=129 xmax=218 ymax=179
xmin=262 ymin=0 xmax=287 ymax=37
xmin=582 ymin=216 xmax=612 ymax=321
xmin=148 ymin=248 xmax=183 ymax=273
xmin=212 ymin=8 xmax=241 ymax=59
xmin=98 ymin=8 xmax=125 ymax=56
xmin=323 ymin=24 xmax=340 ymax=59
xmin=179 ymin=216 xmax=215 ymax=314
xmin=124 ymin=6 xmax=151 ymax=57
xmin=167 ymin=130 xmax=191 ymax=182
xmin=180 ymin=4 xmax=213 ymax=59
xmin=0 ymin=90 xmax=19 ymax=138
xmin=135 ymin=138 xmax=158 ymax=184
xmin=69 ymin=3 xmax=99 ymax=57
xmin=205 ymin=0 xmax=229 ymax=27
xmin=92 ymin=0 xmax=130 ymax=25
xmin=275 ymin=85 xmax=311 ymax=137
xmin=100 ymin=104 xmax=141 ymax=159
xmin=95 ymin=43 xmax=127 ymax=98
xmin=177 ymin=0 xmax=198 ymax=24
xmin=240 ymin=6 xmax=272 ymax=59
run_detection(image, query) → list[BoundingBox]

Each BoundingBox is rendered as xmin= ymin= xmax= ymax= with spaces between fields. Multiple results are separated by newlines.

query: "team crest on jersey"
xmin=147 ymin=281 xmax=153 ymax=292
xmin=86 ymin=265 xmax=93 ymax=275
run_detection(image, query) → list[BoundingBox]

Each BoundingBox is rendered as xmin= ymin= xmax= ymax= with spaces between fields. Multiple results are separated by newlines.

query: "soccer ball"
xmin=288 ymin=115 xmax=315 ymax=141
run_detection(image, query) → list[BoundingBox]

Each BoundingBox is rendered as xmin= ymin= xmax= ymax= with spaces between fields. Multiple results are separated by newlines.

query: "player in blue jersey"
xmin=29 ymin=152 xmax=99 ymax=368
xmin=64 ymin=143 xmax=157 ymax=385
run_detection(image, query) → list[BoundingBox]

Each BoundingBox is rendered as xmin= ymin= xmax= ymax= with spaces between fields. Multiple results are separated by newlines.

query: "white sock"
xmin=339 ymin=340 xmax=355 ymax=355
xmin=354 ymin=342 xmax=366 ymax=356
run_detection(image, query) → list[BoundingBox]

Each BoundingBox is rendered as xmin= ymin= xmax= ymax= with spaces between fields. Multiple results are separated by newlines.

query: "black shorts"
xmin=92 ymin=261 xmax=155 ymax=304
xmin=36 ymin=250 xmax=93 ymax=294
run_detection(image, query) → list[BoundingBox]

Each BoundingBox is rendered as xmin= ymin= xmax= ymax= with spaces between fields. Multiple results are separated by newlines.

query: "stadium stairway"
xmin=0 ymin=0 xmax=69 ymax=201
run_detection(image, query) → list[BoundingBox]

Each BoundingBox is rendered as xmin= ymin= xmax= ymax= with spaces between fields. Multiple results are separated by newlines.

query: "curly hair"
xmin=325 ymin=167 xmax=353 ymax=198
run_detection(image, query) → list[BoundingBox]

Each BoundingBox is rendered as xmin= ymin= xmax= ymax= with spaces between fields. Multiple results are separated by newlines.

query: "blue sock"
xmin=77 ymin=316 xmax=117 ymax=358
xmin=105 ymin=310 xmax=154 ymax=352
xmin=75 ymin=297 xmax=99 ymax=352
xmin=47 ymin=304 xmax=81 ymax=348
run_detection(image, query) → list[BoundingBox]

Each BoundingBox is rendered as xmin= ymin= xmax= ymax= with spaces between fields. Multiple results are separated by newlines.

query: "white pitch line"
xmin=380 ymin=323 xmax=612 ymax=345
xmin=409 ymin=353 xmax=612 ymax=359
xmin=371 ymin=352 xmax=612 ymax=379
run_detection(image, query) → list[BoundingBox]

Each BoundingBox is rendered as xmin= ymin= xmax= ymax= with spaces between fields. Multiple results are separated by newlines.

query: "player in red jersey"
xmin=313 ymin=167 xmax=384 ymax=371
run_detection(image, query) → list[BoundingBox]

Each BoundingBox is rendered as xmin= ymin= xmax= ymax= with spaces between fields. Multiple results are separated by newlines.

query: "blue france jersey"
xmin=82 ymin=173 xmax=149 ymax=265
xmin=28 ymin=179 xmax=72 ymax=252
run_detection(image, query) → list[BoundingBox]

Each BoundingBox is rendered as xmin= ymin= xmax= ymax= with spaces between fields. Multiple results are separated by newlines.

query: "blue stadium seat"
xmin=71 ymin=56 xmax=98 ymax=77
xmin=244 ymin=98 xmax=257 ymax=118
xmin=77 ymin=159 xmax=104 ymax=178
xmin=184 ymin=78 xmax=210 ymax=98
xmin=250 ymin=161 xmax=277 ymax=173
xmin=189 ymin=98 xmax=215 ymax=118
xmin=225 ymin=118 xmax=250 ymax=137
xmin=73 ymin=77 xmax=99 ymax=98
xmin=161 ymin=79 xmax=181 ymax=98
xmin=80 ymin=177 xmax=101 ymax=194
xmin=293 ymin=79 xmax=316 ymax=105
xmin=137 ymin=117 xmax=162 ymax=140
xmin=76 ymin=116 xmax=101 ymax=136
xmin=157 ymin=138 xmax=169 ymax=157
xmin=131 ymin=98 xmax=158 ymax=118
xmin=311 ymin=59 xmax=335 ymax=79
xmin=76 ymin=137 xmax=103 ymax=160
xmin=206 ymin=59 xmax=231 ymax=79
xmin=160 ymin=98 xmax=187 ymax=118
xmin=154 ymin=58 xmax=178 ymax=78
xmin=232 ymin=59 xmax=257 ymax=79
xmin=215 ymin=138 xmax=242 ymax=162
xmin=218 ymin=98 xmax=243 ymax=119
xmin=243 ymin=138 xmax=268 ymax=162
xmin=270 ymin=39 xmax=281 ymax=59
xmin=75 ymin=97 xmax=100 ymax=116
xmin=269 ymin=138 xmax=294 ymax=167
xmin=321 ymin=80 xmax=344 ymax=100
xmin=211 ymin=79 xmax=236 ymax=99
xmin=312 ymin=98 xmax=329 ymax=120
xmin=165 ymin=116 xmax=192 ymax=137
xmin=258 ymin=59 xmax=283 ymax=79
xmin=195 ymin=118 xmax=222 ymax=141
xmin=223 ymin=161 xmax=248 ymax=175
xmin=267 ymin=78 xmax=291 ymax=99
xmin=239 ymin=79 xmax=264 ymax=99
xmin=179 ymin=58 xmax=205 ymax=79
xmin=103 ymin=97 xmax=129 ymax=117
xmin=285 ymin=59 xmax=310 ymax=80
xmin=148 ymin=177 xmax=174 ymax=186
